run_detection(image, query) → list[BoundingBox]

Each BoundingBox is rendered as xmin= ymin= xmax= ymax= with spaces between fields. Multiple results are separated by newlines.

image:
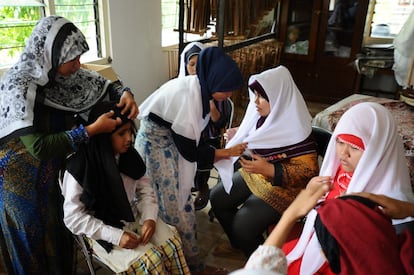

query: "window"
xmin=0 ymin=0 xmax=106 ymax=68
xmin=364 ymin=0 xmax=414 ymax=45
xmin=161 ymin=0 xmax=215 ymax=47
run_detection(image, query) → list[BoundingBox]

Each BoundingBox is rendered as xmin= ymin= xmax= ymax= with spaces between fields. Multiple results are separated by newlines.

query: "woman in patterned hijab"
xmin=0 ymin=16 xmax=137 ymax=274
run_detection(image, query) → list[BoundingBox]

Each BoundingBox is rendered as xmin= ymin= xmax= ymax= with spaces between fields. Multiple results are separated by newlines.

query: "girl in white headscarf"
xmin=211 ymin=65 xmax=319 ymax=257
xmin=178 ymin=42 xmax=205 ymax=77
xmin=241 ymin=102 xmax=414 ymax=275
xmin=284 ymin=102 xmax=414 ymax=274
xmin=178 ymin=42 xmax=234 ymax=210
xmin=135 ymin=47 xmax=246 ymax=272
xmin=0 ymin=16 xmax=137 ymax=274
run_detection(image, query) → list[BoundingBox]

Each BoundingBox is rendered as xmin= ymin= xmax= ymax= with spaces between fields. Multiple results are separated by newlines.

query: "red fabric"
xmin=326 ymin=166 xmax=353 ymax=200
xmin=317 ymin=199 xmax=409 ymax=275
xmin=399 ymin=230 xmax=414 ymax=274
xmin=337 ymin=134 xmax=365 ymax=150
xmin=283 ymin=236 xmax=334 ymax=275
xmin=283 ymin=198 xmax=414 ymax=274
xmin=282 ymin=239 xmax=301 ymax=274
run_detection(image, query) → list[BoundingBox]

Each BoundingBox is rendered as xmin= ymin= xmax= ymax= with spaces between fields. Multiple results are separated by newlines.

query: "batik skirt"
xmin=135 ymin=118 xmax=203 ymax=271
xmin=0 ymin=138 xmax=73 ymax=274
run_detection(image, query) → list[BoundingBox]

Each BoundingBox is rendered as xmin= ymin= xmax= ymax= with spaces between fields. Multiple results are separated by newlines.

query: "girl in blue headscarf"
xmin=135 ymin=47 xmax=247 ymax=272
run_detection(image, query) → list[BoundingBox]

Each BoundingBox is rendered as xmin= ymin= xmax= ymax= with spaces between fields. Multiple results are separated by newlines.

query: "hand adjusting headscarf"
xmin=66 ymin=101 xmax=146 ymax=252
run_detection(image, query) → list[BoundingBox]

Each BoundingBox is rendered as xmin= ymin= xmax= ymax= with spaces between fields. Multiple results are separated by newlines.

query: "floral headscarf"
xmin=0 ymin=16 xmax=109 ymax=142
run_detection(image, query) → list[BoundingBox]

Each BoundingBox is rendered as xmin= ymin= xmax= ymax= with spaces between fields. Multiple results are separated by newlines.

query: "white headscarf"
xmin=138 ymin=47 xmax=243 ymax=209
xmin=178 ymin=42 xmax=205 ymax=77
xmin=214 ymin=65 xmax=313 ymax=193
xmin=286 ymin=102 xmax=414 ymax=275
xmin=0 ymin=16 xmax=109 ymax=142
xmin=138 ymin=76 xmax=208 ymax=210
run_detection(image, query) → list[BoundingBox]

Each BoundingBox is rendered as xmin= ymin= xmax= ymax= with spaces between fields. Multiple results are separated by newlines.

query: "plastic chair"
xmin=311 ymin=125 xmax=332 ymax=158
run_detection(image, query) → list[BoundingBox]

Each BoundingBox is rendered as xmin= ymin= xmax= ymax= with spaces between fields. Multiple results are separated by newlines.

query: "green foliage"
xmin=0 ymin=1 xmax=97 ymax=67
xmin=0 ymin=6 xmax=41 ymax=62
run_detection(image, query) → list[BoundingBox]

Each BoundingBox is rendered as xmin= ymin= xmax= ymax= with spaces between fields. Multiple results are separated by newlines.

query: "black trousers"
xmin=209 ymin=171 xmax=281 ymax=257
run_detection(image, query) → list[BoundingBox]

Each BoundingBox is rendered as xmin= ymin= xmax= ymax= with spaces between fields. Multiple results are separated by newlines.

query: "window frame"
xmin=363 ymin=0 xmax=414 ymax=46
xmin=0 ymin=0 xmax=111 ymax=74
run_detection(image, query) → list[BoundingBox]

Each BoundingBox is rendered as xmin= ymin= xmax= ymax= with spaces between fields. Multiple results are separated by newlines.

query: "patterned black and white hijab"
xmin=0 ymin=16 xmax=109 ymax=141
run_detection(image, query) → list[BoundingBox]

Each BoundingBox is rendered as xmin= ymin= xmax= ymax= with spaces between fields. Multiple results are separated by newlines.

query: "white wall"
xmin=107 ymin=0 xmax=169 ymax=104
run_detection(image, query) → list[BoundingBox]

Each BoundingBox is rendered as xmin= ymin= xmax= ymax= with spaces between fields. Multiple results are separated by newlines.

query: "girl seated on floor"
xmin=62 ymin=101 xmax=190 ymax=274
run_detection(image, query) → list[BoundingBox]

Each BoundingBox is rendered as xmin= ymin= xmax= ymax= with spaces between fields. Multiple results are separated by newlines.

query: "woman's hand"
xmin=117 ymin=90 xmax=139 ymax=119
xmin=119 ymin=231 xmax=142 ymax=249
xmin=227 ymin=142 xmax=248 ymax=157
xmin=284 ymin=179 xmax=331 ymax=221
xmin=263 ymin=179 xmax=331 ymax=248
xmin=306 ymin=176 xmax=333 ymax=191
xmin=239 ymin=153 xmax=273 ymax=177
xmin=214 ymin=142 xmax=247 ymax=162
xmin=209 ymin=100 xmax=221 ymax=122
xmin=85 ymin=110 xmax=122 ymax=137
xmin=354 ymin=192 xmax=414 ymax=219
xmin=223 ymin=127 xmax=239 ymax=143
xmin=140 ymin=219 xmax=156 ymax=245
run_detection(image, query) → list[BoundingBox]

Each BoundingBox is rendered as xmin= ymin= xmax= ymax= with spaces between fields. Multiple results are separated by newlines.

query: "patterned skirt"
xmin=135 ymin=118 xmax=203 ymax=271
xmin=91 ymin=219 xmax=190 ymax=274
xmin=0 ymin=138 xmax=73 ymax=274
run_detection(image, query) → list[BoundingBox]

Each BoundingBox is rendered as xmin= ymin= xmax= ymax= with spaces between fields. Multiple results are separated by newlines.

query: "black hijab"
xmin=66 ymin=101 xmax=146 ymax=251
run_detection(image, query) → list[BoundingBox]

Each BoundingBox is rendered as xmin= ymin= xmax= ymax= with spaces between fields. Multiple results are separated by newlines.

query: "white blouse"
xmin=62 ymin=171 xmax=158 ymax=246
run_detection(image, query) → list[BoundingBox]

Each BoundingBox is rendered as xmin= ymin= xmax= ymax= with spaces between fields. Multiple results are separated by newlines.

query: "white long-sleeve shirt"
xmin=62 ymin=170 xmax=158 ymax=246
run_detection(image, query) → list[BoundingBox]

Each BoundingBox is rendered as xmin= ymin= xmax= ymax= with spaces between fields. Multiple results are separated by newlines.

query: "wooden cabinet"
xmin=278 ymin=0 xmax=369 ymax=104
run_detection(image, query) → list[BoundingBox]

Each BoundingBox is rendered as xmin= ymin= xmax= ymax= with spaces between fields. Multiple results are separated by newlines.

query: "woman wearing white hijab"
xmin=239 ymin=102 xmax=414 ymax=275
xmin=178 ymin=41 xmax=234 ymax=210
xmin=178 ymin=41 xmax=205 ymax=77
xmin=211 ymin=65 xmax=319 ymax=257
xmin=135 ymin=47 xmax=245 ymax=273
xmin=0 ymin=16 xmax=137 ymax=274
xmin=284 ymin=102 xmax=414 ymax=274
